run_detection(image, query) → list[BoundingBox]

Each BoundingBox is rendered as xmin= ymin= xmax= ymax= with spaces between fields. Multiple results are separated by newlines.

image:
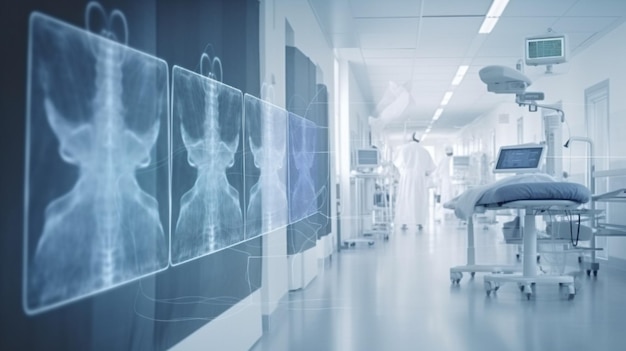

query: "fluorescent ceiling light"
xmin=451 ymin=65 xmax=469 ymax=86
xmin=441 ymin=91 xmax=454 ymax=106
xmin=432 ymin=108 xmax=443 ymax=121
xmin=479 ymin=0 xmax=509 ymax=34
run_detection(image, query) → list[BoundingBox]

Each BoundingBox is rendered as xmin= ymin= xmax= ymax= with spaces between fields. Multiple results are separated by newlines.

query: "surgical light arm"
xmin=479 ymin=65 xmax=565 ymax=121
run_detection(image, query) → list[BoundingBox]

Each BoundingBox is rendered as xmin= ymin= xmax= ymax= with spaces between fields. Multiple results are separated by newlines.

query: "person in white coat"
xmin=392 ymin=132 xmax=436 ymax=230
xmin=435 ymin=146 xmax=454 ymax=205
xmin=434 ymin=146 xmax=454 ymax=221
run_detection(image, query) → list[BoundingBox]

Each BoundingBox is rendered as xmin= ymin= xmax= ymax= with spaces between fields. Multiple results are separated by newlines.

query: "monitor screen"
xmin=356 ymin=149 xmax=379 ymax=167
xmin=452 ymin=156 xmax=470 ymax=167
xmin=494 ymin=145 xmax=545 ymax=173
xmin=525 ymin=35 xmax=567 ymax=65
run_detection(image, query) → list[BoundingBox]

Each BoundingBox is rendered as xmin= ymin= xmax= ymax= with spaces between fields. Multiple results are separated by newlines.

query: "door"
xmin=585 ymin=80 xmax=610 ymax=259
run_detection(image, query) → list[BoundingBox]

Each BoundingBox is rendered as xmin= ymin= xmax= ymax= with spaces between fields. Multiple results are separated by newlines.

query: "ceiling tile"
xmin=564 ymin=0 xmax=626 ymax=17
xmin=503 ymin=0 xmax=579 ymax=17
xmin=361 ymin=48 xmax=417 ymax=58
xmin=422 ymin=0 xmax=492 ymax=16
xmin=360 ymin=32 xmax=417 ymax=49
xmin=553 ymin=16 xmax=622 ymax=33
xmin=349 ymin=0 xmax=424 ymax=18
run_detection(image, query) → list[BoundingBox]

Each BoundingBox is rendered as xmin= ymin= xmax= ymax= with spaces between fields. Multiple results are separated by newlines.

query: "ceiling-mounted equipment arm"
xmin=515 ymin=94 xmax=565 ymax=122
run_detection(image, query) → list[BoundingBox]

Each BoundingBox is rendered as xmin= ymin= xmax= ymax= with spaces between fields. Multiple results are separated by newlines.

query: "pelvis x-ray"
xmin=244 ymin=94 xmax=288 ymax=238
xmin=24 ymin=10 xmax=169 ymax=314
xmin=288 ymin=113 xmax=318 ymax=223
xmin=171 ymin=65 xmax=244 ymax=265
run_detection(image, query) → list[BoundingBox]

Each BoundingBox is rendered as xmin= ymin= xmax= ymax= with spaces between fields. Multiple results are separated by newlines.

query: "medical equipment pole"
xmin=523 ymin=210 xmax=537 ymax=277
xmin=564 ymin=137 xmax=596 ymax=270
xmin=467 ymin=216 xmax=475 ymax=265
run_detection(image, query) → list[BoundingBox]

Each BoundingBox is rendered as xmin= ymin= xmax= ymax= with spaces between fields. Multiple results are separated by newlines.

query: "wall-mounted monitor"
xmin=525 ymin=34 xmax=568 ymax=66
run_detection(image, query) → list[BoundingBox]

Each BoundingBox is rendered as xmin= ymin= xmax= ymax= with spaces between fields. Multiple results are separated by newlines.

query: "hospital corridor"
xmin=2 ymin=0 xmax=626 ymax=350
xmin=251 ymin=218 xmax=626 ymax=351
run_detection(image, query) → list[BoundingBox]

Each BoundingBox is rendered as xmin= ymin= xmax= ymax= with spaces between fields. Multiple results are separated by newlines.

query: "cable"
xmin=568 ymin=211 xmax=581 ymax=247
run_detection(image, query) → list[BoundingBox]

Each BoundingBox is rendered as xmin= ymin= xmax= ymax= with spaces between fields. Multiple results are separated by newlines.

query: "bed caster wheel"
xmin=578 ymin=256 xmax=583 ymax=263
xmin=484 ymin=281 xmax=494 ymax=296
xmin=470 ymin=272 xmax=475 ymax=278
xmin=593 ymin=270 xmax=598 ymax=277
xmin=568 ymin=293 xmax=575 ymax=300
xmin=516 ymin=253 xmax=520 ymax=261
xmin=537 ymin=255 xmax=541 ymax=263
xmin=368 ymin=241 xmax=375 ymax=246
xmin=526 ymin=292 xmax=532 ymax=300
xmin=586 ymin=269 xmax=591 ymax=276
xmin=493 ymin=285 xmax=500 ymax=292
xmin=519 ymin=285 xmax=525 ymax=292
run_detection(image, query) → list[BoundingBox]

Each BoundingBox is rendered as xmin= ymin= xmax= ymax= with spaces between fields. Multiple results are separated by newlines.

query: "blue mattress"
xmin=476 ymin=182 xmax=591 ymax=207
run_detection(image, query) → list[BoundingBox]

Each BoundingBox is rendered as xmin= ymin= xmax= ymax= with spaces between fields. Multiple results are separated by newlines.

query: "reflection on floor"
xmin=251 ymin=217 xmax=626 ymax=351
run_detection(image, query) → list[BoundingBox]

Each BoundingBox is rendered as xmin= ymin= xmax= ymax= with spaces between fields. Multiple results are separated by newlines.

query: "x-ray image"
xmin=244 ymin=94 xmax=288 ymax=239
xmin=24 ymin=11 xmax=169 ymax=314
xmin=287 ymin=113 xmax=318 ymax=223
xmin=171 ymin=66 xmax=244 ymax=265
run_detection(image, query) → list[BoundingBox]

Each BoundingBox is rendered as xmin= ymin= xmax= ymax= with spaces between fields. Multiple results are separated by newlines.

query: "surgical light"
xmin=479 ymin=0 xmax=509 ymax=34
xmin=451 ymin=65 xmax=469 ymax=86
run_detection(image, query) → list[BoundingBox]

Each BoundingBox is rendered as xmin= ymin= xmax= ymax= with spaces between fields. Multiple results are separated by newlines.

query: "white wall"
xmin=456 ymin=21 xmax=626 ymax=260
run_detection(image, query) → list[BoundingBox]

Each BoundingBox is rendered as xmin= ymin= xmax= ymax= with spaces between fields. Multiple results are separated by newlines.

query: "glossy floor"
xmin=251 ymin=217 xmax=626 ymax=351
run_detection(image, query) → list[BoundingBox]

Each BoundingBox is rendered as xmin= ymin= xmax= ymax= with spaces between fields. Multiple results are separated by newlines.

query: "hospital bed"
xmin=449 ymin=144 xmax=591 ymax=300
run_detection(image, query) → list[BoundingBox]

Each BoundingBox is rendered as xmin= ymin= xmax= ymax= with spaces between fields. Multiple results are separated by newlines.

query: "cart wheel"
xmin=470 ymin=272 xmax=475 ymax=278
xmin=593 ymin=270 xmax=598 ymax=277
xmin=493 ymin=285 xmax=500 ymax=292
xmin=368 ymin=241 xmax=375 ymax=246
xmin=519 ymin=285 xmax=525 ymax=292
xmin=350 ymin=242 xmax=356 ymax=247
xmin=537 ymin=255 xmax=541 ymax=263
xmin=516 ymin=253 xmax=520 ymax=261
xmin=526 ymin=292 xmax=532 ymax=300
xmin=578 ymin=256 xmax=583 ymax=263
xmin=586 ymin=270 xmax=591 ymax=276
xmin=568 ymin=293 xmax=575 ymax=300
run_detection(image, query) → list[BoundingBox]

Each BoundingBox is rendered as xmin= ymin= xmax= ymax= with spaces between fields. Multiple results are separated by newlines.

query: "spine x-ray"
xmin=287 ymin=112 xmax=318 ymax=223
xmin=170 ymin=65 xmax=244 ymax=265
xmin=244 ymin=94 xmax=288 ymax=238
xmin=24 ymin=9 xmax=170 ymax=314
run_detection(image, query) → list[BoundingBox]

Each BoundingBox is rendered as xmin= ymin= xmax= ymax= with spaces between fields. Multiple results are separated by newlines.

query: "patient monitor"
xmin=494 ymin=144 xmax=545 ymax=174
xmin=355 ymin=148 xmax=379 ymax=171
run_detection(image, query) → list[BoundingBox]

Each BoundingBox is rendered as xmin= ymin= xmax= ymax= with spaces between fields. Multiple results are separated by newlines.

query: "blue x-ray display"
xmin=287 ymin=112 xmax=318 ymax=223
xmin=24 ymin=11 xmax=169 ymax=314
xmin=171 ymin=66 xmax=244 ymax=265
xmin=244 ymin=94 xmax=288 ymax=238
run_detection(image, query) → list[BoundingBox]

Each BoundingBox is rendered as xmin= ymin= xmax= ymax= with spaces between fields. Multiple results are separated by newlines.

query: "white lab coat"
xmin=435 ymin=155 xmax=453 ymax=205
xmin=392 ymin=141 xmax=436 ymax=227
